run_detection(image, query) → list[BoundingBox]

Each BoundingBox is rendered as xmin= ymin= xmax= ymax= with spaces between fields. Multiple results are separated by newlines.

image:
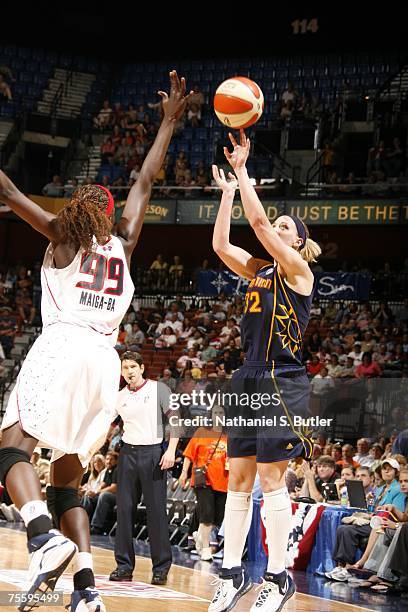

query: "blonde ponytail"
xmin=300 ymin=237 xmax=322 ymax=263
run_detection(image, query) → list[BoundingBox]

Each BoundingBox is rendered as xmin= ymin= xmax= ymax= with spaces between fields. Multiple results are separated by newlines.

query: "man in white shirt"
xmin=108 ymin=351 xmax=179 ymax=586
xmin=348 ymin=342 xmax=364 ymax=366
xmin=353 ymin=438 xmax=374 ymax=467
xmin=311 ymin=367 xmax=335 ymax=396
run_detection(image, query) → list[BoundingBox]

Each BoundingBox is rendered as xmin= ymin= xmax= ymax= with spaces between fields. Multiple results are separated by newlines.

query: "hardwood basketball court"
xmin=0 ymin=525 xmax=374 ymax=612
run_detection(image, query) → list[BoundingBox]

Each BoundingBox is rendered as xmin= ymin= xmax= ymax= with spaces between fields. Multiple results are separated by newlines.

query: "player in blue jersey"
xmin=209 ymin=130 xmax=321 ymax=612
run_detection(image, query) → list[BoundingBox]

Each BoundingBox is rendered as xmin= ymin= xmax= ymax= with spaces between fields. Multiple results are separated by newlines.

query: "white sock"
xmin=199 ymin=523 xmax=212 ymax=548
xmin=222 ymin=490 xmax=253 ymax=570
xmin=263 ymin=487 xmax=292 ymax=575
xmin=20 ymin=500 xmax=49 ymax=528
xmin=73 ymin=552 xmax=93 ymax=574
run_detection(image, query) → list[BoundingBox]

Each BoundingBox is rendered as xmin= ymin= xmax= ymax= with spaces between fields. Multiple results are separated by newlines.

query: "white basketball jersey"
xmin=41 ymin=235 xmax=134 ymax=343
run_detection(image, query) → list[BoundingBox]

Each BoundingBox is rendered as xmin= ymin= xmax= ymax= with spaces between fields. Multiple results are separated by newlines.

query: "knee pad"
xmin=46 ymin=486 xmax=82 ymax=529
xmin=0 ymin=447 xmax=31 ymax=485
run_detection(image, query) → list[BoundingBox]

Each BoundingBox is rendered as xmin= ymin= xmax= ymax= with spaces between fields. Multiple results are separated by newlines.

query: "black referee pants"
xmin=114 ymin=442 xmax=172 ymax=574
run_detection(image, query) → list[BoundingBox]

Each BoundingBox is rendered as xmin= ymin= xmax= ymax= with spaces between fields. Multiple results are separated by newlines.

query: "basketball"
xmin=214 ymin=76 xmax=264 ymax=129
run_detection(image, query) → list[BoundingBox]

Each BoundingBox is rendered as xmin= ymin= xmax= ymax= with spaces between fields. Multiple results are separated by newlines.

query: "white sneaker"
xmin=200 ymin=547 xmax=213 ymax=562
xmin=0 ymin=502 xmax=15 ymax=522
xmin=69 ymin=588 xmax=106 ymax=611
xmin=193 ymin=531 xmax=203 ymax=553
xmin=20 ymin=531 xmax=77 ymax=611
xmin=325 ymin=567 xmax=350 ymax=582
xmin=250 ymin=572 xmax=295 ymax=611
xmin=10 ymin=504 xmax=23 ymax=522
xmin=208 ymin=567 xmax=253 ymax=612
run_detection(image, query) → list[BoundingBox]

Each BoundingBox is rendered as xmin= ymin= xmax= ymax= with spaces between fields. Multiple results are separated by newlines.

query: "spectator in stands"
xmin=0 ymin=307 xmax=16 ymax=357
xmin=186 ymin=330 xmax=204 ymax=350
xmin=180 ymin=405 xmax=228 ymax=561
xmin=195 ymin=161 xmax=209 ymax=187
xmin=125 ymin=322 xmax=145 ymax=350
xmin=281 ymin=82 xmax=298 ymax=106
xmin=280 ymin=100 xmax=293 ymax=123
xmin=307 ymin=355 xmax=322 ymax=377
xmin=188 ymin=84 xmax=205 ymax=111
xmin=299 ymin=455 xmax=337 ymax=502
xmin=63 ymin=178 xmax=78 ymax=199
xmin=361 ymin=331 xmax=376 ymax=353
xmin=355 ymin=352 xmax=382 ymax=378
xmin=93 ymin=100 xmax=113 ymax=130
xmin=374 ymin=301 xmax=394 ymax=325
xmin=336 ymin=444 xmax=360 ymax=469
xmin=128 ymin=164 xmax=141 ymax=185
xmin=187 ymin=103 xmax=201 ymax=127
xmin=42 ymin=175 xmax=63 ymax=197
xmin=149 ymin=254 xmax=168 ymax=289
xmin=15 ymin=287 xmax=35 ymax=325
xmin=310 ymin=366 xmax=334 ymax=396
xmin=86 ymin=451 xmax=118 ymax=535
xmin=368 ymin=444 xmax=385 ymax=471
xmin=348 ymin=342 xmax=364 ymax=366
xmin=112 ymin=104 xmax=125 ymax=128
xmin=155 ymin=326 xmax=177 ymax=349
xmin=160 ymin=313 xmax=183 ymax=336
xmin=100 ymin=137 xmax=116 ymax=163
xmin=177 ymin=347 xmax=203 ymax=371
xmin=326 ymin=354 xmax=344 ymax=378
xmin=327 ymin=458 xmax=406 ymax=581
xmin=199 ymin=338 xmax=217 ymax=364
xmin=168 ymin=255 xmax=184 ymax=288
xmin=176 ymin=369 xmax=196 ymax=394
xmin=338 ymin=356 xmax=356 ymax=378
xmin=79 ymin=454 xmax=106 ymax=499
xmin=158 ymin=368 xmax=177 ymax=392
xmin=353 ymin=438 xmax=374 ymax=467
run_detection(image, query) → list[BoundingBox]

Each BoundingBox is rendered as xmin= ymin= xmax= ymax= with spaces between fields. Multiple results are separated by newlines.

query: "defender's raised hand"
xmin=212 ymin=165 xmax=238 ymax=193
xmin=158 ymin=70 xmax=193 ymax=122
xmin=223 ymin=128 xmax=250 ymax=170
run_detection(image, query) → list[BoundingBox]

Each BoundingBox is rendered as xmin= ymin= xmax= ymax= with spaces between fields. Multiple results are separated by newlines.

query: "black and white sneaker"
xmin=208 ymin=566 xmax=253 ymax=612
xmin=250 ymin=571 xmax=295 ymax=611
xmin=19 ymin=530 xmax=77 ymax=611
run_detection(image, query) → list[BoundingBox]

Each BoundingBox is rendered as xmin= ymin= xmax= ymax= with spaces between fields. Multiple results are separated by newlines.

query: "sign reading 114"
xmin=291 ymin=18 xmax=319 ymax=35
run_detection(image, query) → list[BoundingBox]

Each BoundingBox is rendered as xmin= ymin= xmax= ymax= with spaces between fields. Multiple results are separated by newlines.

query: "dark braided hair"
xmin=57 ymin=185 xmax=113 ymax=251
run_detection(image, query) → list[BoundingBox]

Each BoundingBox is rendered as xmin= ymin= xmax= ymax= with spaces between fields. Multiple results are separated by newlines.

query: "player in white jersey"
xmin=0 ymin=70 xmax=191 ymax=612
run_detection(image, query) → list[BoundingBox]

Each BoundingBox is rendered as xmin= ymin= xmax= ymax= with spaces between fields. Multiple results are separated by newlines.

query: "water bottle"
xmin=340 ymin=487 xmax=348 ymax=508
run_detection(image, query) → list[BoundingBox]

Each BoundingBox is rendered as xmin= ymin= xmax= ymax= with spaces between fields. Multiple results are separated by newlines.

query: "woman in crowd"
xmin=155 ymin=325 xmax=177 ymax=348
xmin=180 ymin=405 xmax=228 ymax=562
xmin=80 ymin=454 xmax=106 ymax=500
xmin=326 ymin=458 xmax=406 ymax=581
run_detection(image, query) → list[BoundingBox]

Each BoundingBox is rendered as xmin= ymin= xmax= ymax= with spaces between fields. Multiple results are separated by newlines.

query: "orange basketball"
xmin=214 ymin=76 xmax=264 ymax=129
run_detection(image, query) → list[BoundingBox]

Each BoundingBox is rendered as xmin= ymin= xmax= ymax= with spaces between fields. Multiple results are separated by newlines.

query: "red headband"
xmin=95 ymin=185 xmax=115 ymax=216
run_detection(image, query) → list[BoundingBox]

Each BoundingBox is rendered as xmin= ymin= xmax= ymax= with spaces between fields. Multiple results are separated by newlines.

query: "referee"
xmin=108 ymin=351 xmax=179 ymax=585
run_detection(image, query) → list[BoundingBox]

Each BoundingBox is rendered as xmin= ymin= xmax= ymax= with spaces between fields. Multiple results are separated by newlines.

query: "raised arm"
xmin=0 ymin=170 xmax=59 ymax=241
xmin=116 ymin=70 xmax=191 ymax=260
xmin=225 ymin=130 xmax=310 ymax=278
xmin=212 ymin=165 xmax=269 ymax=280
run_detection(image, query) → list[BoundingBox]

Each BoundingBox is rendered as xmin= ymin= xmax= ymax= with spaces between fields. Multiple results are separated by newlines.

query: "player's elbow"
xmin=251 ymin=214 xmax=270 ymax=232
xmin=212 ymin=240 xmax=228 ymax=255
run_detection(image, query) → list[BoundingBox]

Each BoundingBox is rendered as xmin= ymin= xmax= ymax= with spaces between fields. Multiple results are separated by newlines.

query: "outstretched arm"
xmin=225 ymin=130 xmax=309 ymax=276
xmin=0 ymin=170 xmax=59 ymax=241
xmin=212 ymin=165 xmax=269 ymax=280
xmin=116 ymin=70 xmax=191 ymax=259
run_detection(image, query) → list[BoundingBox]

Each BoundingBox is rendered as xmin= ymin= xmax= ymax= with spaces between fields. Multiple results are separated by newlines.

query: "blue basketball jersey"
xmin=241 ymin=263 xmax=313 ymax=368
